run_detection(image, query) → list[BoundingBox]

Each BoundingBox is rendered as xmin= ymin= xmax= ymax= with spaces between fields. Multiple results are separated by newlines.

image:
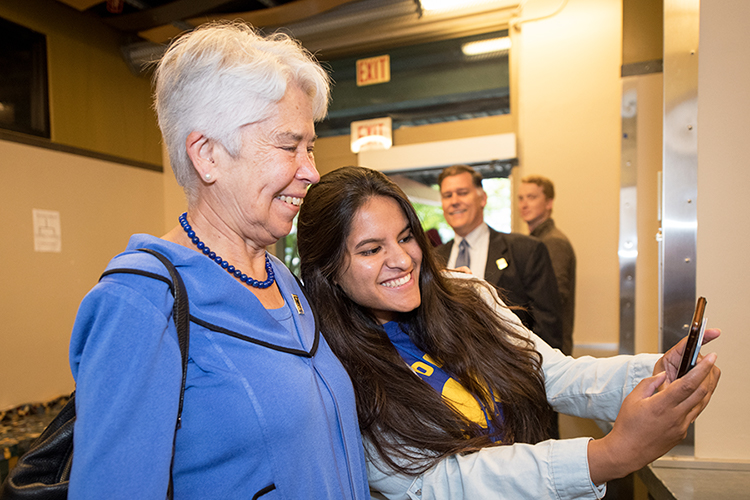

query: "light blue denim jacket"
xmin=368 ymin=273 xmax=660 ymax=500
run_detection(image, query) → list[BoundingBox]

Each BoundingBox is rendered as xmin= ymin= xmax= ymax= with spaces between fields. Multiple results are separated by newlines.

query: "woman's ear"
xmin=185 ymin=131 xmax=216 ymax=183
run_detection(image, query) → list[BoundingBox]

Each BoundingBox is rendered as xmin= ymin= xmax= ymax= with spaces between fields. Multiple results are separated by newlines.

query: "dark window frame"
xmin=0 ymin=17 xmax=50 ymax=139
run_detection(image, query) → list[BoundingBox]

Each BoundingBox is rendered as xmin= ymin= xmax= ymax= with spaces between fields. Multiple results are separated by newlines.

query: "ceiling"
xmin=47 ymin=0 xmax=518 ymax=147
xmin=54 ymin=0 xmax=520 ymax=64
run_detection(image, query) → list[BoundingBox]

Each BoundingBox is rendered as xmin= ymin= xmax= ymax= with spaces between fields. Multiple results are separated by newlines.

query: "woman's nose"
xmin=296 ymin=153 xmax=320 ymax=185
xmin=386 ymin=244 xmax=412 ymax=269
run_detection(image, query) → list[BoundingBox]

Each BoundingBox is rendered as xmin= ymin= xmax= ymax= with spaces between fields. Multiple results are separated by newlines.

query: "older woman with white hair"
xmin=67 ymin=23 xmax=369 ymax=499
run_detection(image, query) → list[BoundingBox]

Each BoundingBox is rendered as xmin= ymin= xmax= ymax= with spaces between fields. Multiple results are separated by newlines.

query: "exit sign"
xmin=356 ymin=55 xmax=391 ymax=87
xmin=350 ymin=117 xmax=392 ymax=153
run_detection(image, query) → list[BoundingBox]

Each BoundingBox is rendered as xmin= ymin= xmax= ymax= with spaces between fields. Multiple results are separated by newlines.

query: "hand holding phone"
xmin=677 ymin=296 xmax=708 ymax=378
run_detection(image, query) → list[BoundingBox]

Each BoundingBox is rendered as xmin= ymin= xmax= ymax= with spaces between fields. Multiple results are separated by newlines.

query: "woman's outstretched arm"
xmin=587 ymin=330 xmax=720 ymax=485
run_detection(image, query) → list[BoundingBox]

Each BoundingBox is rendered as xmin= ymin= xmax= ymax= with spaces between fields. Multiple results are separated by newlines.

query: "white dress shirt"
xmin=446 ymin=223 xmax=490 ymax=279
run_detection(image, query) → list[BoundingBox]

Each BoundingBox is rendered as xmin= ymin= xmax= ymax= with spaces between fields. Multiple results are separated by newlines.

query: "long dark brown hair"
xmin=297 ymin=166 xmax=551 ymax=474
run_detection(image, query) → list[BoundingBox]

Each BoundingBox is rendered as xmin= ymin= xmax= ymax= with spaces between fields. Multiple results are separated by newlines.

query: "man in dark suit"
xmin=435 ymin=165 xmax=564 ymax=352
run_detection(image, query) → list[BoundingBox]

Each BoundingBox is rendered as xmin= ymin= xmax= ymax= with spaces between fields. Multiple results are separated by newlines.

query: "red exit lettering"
xmin=356 ymin=55 xmax=391 ymax=87
xmin=356 ymin=123 xmax=385 ymax=139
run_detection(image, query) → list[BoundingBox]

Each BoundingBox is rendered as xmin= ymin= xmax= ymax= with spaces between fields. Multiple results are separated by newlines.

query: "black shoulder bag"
xmin=0 ymin=248 xmax=190 ymax=500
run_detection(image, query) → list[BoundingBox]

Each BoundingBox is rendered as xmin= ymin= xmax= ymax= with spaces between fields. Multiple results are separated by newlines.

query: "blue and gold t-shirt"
xmin=383 ymin=321 xmax=504 ymax=440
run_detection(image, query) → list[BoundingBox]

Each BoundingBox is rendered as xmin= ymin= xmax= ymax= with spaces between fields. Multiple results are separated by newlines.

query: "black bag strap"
xmin=136 ymin=248 xmax=190 ymax=432
xmin=100 ymin=248 xmax=189 ymax=499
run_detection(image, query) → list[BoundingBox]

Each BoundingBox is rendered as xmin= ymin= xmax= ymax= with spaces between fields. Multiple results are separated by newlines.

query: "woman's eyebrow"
xmin=353 ymin=237 xmax=383 ymax=250
xmin=273 ymin=131 xmax=318 ymax=142
xmin=353 ymin=225 xmax=410 ymax=250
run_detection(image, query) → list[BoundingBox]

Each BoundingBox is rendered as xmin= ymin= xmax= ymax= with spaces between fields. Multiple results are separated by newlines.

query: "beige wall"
xmin=316 ymin=135 xmax=359 ymax=176
xmin=694 ymin=0 xmax=750 ymax=461
xmin=513 ymin=0 xmax=623 ymax=348
xmin=162 ymin=148 xmax=188 ymax=233
xmin=0 ymin=140 xmax=164 ymax=409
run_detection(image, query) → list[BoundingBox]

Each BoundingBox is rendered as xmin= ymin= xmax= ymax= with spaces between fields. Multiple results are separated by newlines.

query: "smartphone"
xmin=676 ymin=296 xmax=708 ymax=378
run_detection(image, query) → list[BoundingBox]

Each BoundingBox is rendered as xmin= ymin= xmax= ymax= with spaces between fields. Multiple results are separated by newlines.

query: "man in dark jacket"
xmin=519 ymin=175 xmax=576 ymax=356
xmin=436 ymin=165 xmax=564 ymax=352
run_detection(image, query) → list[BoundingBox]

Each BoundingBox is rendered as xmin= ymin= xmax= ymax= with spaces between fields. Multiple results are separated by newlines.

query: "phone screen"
xmin=677 ymin=296 xmax=707 ymax=378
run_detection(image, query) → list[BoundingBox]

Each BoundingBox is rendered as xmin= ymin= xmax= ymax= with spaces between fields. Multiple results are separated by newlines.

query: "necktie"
xmin=455 ymin=238 xmax=470 ymax=269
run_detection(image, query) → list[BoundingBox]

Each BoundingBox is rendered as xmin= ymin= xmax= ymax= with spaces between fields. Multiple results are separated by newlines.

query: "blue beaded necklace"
xmin=179 ymin=212 xmax=275 ymax=289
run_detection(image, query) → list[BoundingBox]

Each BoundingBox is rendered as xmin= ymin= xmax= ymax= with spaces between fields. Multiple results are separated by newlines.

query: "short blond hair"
xmin=521 ymin=175 xmax=555 ymax=200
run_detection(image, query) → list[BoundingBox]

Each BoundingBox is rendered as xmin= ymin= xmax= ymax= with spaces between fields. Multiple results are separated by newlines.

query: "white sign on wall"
xmin=33 ymin=209 xmax=61 ymax=253
xmin=350 ymin=116 xmax=393 ymax=153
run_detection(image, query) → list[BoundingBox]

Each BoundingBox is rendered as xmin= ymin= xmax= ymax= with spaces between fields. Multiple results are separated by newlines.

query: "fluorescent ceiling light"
xmin=461 ymin=37 xmax=511 ymax=56
xmin=420 ymin=0 xmax=503 ymax=12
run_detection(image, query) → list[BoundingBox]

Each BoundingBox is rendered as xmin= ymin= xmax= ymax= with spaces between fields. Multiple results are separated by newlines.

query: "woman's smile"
xmin=276 ymin=194 xmax=303 ymax=206
xmin=380 ymin=272 xmax=413 ymax=288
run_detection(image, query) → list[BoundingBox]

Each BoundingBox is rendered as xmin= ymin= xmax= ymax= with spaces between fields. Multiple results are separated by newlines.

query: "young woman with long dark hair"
xmin=297 ymin=166 xmax=720 ymax=499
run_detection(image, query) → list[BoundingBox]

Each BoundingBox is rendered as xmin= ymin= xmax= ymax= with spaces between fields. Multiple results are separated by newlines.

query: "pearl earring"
xmin=204 ymin=173 xmax=212 ymax=181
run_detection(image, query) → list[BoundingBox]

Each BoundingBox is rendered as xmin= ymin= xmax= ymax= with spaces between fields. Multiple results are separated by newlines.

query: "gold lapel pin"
xmin=496 ymin=258 xmax=508 ymax=270
xmin=292 ymin=294 xmax=305 ymax=315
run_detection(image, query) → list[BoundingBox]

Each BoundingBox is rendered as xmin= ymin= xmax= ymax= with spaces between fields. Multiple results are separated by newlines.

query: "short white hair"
xmin=153 ymin=21 xmax=331 ymax=203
